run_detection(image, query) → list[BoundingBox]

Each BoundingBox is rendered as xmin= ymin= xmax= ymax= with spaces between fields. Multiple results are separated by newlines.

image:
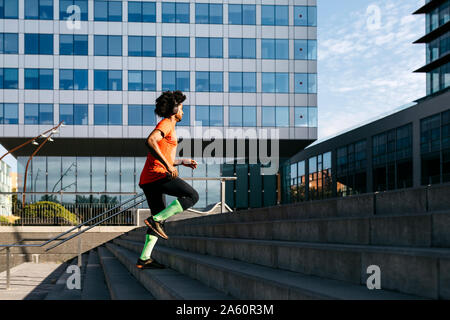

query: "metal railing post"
xmin=77 ymin=227 xmax=82 ymax=268
xmin=221 ymin=179 xmax=226 ymax=213
xmin=6 ymin=247 xmax=10 ymax=290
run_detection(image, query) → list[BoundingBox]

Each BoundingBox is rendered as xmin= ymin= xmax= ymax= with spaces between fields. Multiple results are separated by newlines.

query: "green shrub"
xmin=0 ymin=215 xmax=11 ymax=225
xmin=23 ymin=201 xmax=80 ymax=225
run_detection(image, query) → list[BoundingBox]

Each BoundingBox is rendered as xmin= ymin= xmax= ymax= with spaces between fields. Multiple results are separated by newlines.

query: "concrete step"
xmin=126 ymin=211 xmax=450 ymax=248
xmin=45 ymin=254 xmax=88 ymax=300
xmin=105 ymin=242 xmax=234 ymax=300
xmin=97 ymin=246 xmax=155 ymax=300
xmin=81 ymin=249 xmax=110 ymax=300
xmin=120 ymin=234 xmax=450 ymax=300
xmin=113 ymin=238 xmax=425 ymax=300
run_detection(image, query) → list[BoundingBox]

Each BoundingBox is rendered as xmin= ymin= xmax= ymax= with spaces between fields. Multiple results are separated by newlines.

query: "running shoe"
xmin=144 ymin=217 xmax=169 ymax=240
xmin=136 ymin=258 xmax=165 ymax=269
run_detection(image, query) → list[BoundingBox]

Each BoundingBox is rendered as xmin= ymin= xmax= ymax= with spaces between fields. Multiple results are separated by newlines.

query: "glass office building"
xmin=413 ymin=0 xmax=450 ymax=95
xmin=0 ymin=0 xmax=318 ymax=209
xmin=282 ymin=0 xmax=450 ymax=204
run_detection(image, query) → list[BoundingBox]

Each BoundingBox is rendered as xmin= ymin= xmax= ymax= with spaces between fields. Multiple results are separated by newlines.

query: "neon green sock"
xmin=139 ymin=234 xmax=158 ymax=261
xmin=152 ymin=199 xmax=184 ymax=222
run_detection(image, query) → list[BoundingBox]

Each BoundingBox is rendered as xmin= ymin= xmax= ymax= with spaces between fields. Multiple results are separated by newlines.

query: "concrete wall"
xmin=0 ymin=226 xmax=137 ymax=273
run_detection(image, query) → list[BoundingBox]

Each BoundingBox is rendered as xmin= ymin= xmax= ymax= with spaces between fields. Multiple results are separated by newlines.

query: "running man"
xmin=136 ymin=90 xmax=199 ymax=269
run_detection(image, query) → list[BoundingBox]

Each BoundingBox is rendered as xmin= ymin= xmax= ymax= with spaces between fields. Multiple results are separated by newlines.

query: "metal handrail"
xmin=0 ymin=192 xmax=146 ymax=248
xmin=0 ymin=176 xmax=237 ymax=290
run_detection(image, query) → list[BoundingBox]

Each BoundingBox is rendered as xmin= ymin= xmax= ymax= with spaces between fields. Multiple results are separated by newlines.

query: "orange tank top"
xmin=139 ymin=118 xmax=177 ymax=186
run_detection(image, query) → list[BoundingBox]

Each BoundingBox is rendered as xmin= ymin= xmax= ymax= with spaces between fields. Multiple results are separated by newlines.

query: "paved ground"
xmin=0 ymin=262 xmax=65 ymax=300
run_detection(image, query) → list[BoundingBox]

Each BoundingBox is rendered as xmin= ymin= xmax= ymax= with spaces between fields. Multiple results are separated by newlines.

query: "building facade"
xmin=0 ymin=160 xmax=12 ymax=215
xmin=282 ymin=0 xmax=450 ymax=204
xmin=413 ymin=0 xmax=450 ymax=95
xmin=0 ymin=0 xmax=318 ymax=210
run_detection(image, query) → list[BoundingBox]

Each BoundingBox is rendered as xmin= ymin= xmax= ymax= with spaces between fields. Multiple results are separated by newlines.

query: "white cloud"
xmin=317 ymin=0 xmax=426 ymax=140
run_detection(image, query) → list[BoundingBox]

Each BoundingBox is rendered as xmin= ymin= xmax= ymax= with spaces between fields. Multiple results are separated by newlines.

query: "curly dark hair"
xmin=154 ymin=90 xmax=187 ymax=118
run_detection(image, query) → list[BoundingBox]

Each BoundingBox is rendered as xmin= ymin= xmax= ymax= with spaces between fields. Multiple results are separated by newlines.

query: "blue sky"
xmin=317 ymin=0 xmax=426 ymax=139
xmin=1 ymin=0 xmax=427 ymax=172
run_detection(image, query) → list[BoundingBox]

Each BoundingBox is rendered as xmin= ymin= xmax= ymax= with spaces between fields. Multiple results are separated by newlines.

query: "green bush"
xmin=23 ymin=201 xmax=80 ymax=225
xmin=0 ymin=215 xmax=11 ymax=225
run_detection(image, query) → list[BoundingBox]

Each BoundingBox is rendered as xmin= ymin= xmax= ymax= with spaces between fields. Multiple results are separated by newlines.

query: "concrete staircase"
xmin=6 ymin=185 xmax=450 ymax=300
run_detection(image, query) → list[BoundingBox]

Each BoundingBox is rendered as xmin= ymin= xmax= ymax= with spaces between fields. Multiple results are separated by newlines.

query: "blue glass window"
xmin=142 ymin=71 xmax=156 ymax=91
xmin=308 ymin=6 xmax=317 ymax=27
xmin=195 ymin=3 xmax=208 ymax=23
xmin=94 ymin=35 xmax=122 ymax=56
xmin=25 ymin=34 xmax=53 ymax=55
xmin=229 ymin=72 xmax=256 ymax=93
xmin=128 ymin=1 xmax=156 ymax=22
xmin=59 ymin=69 xmax=87 ymax=90
xmin=40 ymin=69 xmax=53 ymax=89
xmin=262 ymin=106 xmax=288 ymax=127
xmin=261 ymin=5 xmax=274 ymax=25
xmin=262 ymin=107 xmax=275 ymax=127
xmin=94 ymin=70 xmax=122 ymax=91
xmin=162 ymin=37 xmax=190 ymax=57
xmin=25 ymin=69 xmax=39 ymax=89
xmin=0 ymin=103 xmax=19 ymax=124
xmin=294 ymin=107 xmax=308 ymax=127
xmin=308 ymin=74 xmax=317 ymax=93
xmin=262 ymin=5 xmax=288 ymax=26
xmin=25 ymin=0 xmax=53 ymax=20
xmin=108 ymin=104 xmax=122 ymax=125
xmin=196 ymin=3 xmax=222 ymax=24
xmin=195 ymin=106 xmax=223 ymax=126
xmin=60 ymin=0 xmax=88 ymax=21
xmin=94 ymin=104 xmax=107 ymax=125
xmin=275 ymin=5 xmax=288 ymax=26
xmin=294 ymin=6 xmax=307 ymax=26
xmin=1 ymin=68 xmax=18 ymax=89
xmin=308 ymin=107 xmax=318 ymax=127
xmin=262 ymin=73 xmax=289 ymax=93
xmin=229 ymin=106 xmax=242 ymax=127
xmin=162 ymin=71 xmax=189 ymax=92
xmin=94 ymin=104 xmax=122 ymax=125
xmin=210 ymin=72 xmax=223 ymax=92
xmin=128 ymin=70 xmax=156 ymax=91
xmin=294 ymin=73 xmax=307 ymax=93
xmin=308 ymin=40 xmax=317 ymax=60
xmin=162 ymin=2 xmax=189 ymax=23
xmin=196 ymin=37 xmax=222 ymax=58
xmin=1 ymin=33 xmax=18 ymax=54
xmin=243 ymin=106 xmax=257 ymax=126
xmin=128 ymin=105 xmax=157 ymax=126
xmin=0 ymin=0 xmax=19 ymax=19
xmin=262 ymin=39 xmax=288 ymax=59
xmin=294 ymin=6 xmax=317 ymax=26
xmin=60 ymin=104 xmax=88 ymax=125
xmin=142 ymin=105 xmax=156 ymax=126
xmin=60 ymin=34 xmax=88 ymax=55
xmin=94 ymin=70 xmax=108 ymax=90
xmin=276 ymin=107 xmax=289 ymax=127
xmin=93 ymin=0 xmax=107 ymax=21
xmin=128 ymin=71 xmax=142 ymax=91
xmin=228 ymin=38 xmax=242 ymax=59
xmin=294 ymin=40 xmax=307 ymax=60
xmin=178 ymin=105 xmax=189 ymax=126
xmin=229 ymin=38 xmax=256 ymax=59
xmin=94 ymin=0 xmax=121 ymax=21
xmin=128 ymin=36 xmax=156 ymax=56
xmin=24 ymin=104 xmax=39 ymax=124
xmin=229 ymin=4 xmax=255 ymax=25
xmin=128 ymin=105 xmax=141 ymax=125
xmin=24 ymin=103 xmax=53 ymax=124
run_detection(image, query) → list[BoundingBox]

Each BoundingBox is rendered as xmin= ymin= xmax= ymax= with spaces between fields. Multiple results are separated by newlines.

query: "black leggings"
xmin=140 ymin=176 xmax=199 ymax=216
